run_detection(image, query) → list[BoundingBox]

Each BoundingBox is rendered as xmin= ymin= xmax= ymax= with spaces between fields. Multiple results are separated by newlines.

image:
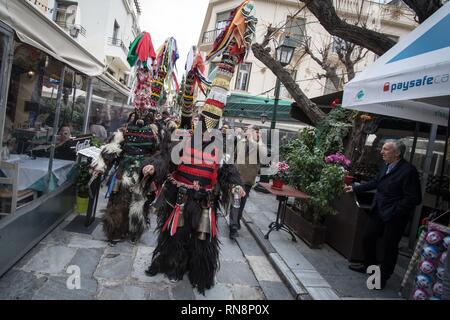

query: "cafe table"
xmin=1 ymin=154 xmax=75 ymax=192
xmin=259 ymin=182 xmax=309 ymax=242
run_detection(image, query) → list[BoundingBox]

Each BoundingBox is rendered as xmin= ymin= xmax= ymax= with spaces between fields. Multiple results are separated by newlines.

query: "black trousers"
xmin=363 ymin=211 xmax=409 ymax=280
xmin=230 ymin=184 xmax=253 ymax=230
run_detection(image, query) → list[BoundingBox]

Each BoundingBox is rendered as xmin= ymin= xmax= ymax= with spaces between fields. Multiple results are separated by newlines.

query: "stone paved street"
xmin=0 ymin=189 xmax=293 ymax=300
xmin=244 ymin=190 xmax=411 ymax=300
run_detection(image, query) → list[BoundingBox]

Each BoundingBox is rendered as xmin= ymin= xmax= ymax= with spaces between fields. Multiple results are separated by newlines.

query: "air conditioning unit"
xmin=69 ymin=25 xmax=80 ymax=38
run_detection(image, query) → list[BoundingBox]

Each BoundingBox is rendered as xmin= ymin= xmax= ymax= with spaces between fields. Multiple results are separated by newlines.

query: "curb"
xmin=242 ymin=215 xmax=312 ymax=300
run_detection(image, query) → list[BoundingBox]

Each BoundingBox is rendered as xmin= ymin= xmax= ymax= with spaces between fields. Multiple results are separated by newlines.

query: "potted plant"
xmin=270 ymin=161 xmax=289 ymax=190
xmin=282 ymin=117 xmax=350 ymax=248
xmin=75 ymin=161 xmax=91 ymax=215
xmin=325 ymin=152 xmax=353 ymax=185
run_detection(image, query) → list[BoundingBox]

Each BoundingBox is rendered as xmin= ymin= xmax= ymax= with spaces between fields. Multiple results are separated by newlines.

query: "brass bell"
xmin=197 ymin=207 xmax=211 ymax=241
xmin=177 ymin=204 xmax=185 ymax=228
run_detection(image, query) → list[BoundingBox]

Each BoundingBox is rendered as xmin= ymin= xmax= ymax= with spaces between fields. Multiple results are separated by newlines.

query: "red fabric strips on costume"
xmin=136 ymin=32 xmax=156 ymax=62
xmin=126 ymin=132 xmax=154 ymax=138
xmin=205 ymin=99 xmax=225 ymax=109
xmin=162 ymin=204 xmax=182 ymax=236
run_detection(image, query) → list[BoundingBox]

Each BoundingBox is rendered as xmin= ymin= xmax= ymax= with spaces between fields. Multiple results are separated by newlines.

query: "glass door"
xmin=0 ymin=22 xmax=14 ymax=148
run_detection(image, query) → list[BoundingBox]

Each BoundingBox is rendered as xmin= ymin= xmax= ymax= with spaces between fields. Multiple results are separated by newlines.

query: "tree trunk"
xmin=252 ymin=43 xmax=325 ymax=127
xmin=402 ymin=0 xmax=443 ymax=23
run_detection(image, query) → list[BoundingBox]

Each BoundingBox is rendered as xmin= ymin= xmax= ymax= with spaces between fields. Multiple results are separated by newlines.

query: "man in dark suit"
xmin=344 ymin=139 xmax=422 ymax=289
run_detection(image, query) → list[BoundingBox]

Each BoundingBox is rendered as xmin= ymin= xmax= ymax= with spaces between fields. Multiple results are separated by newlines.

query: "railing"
xmin=54 ymin=20 xmax=87 ymax=37
xmin=108 ymin=37 xmax=129 ymax=56
xmin=201 ymin=28 xmax=224 ymax=44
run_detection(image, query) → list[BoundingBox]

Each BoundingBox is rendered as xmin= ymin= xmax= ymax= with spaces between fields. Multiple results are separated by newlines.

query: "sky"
xmin=140 ymin=0 xmax=210 ymax=78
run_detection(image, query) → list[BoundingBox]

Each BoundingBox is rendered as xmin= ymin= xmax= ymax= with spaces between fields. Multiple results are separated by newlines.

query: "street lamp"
xmin=260 ymin=112 xmax=268 ymax=124
xmin=271 ymin=40 xmax=296 ymax=131
xmin=256 ymin=40 xmax=295 ymax=193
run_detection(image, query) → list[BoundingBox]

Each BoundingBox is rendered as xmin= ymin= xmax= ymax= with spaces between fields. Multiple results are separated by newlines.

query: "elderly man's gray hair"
xmin=384 ymin=139 xmax=406 ymax=158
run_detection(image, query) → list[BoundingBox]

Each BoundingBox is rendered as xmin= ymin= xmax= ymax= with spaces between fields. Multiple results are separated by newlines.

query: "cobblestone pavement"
xmin=0 ymin=190 xmax=293 ymax=300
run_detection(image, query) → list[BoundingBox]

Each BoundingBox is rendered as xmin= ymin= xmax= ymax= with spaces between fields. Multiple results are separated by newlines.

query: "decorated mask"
xmin=439 ymin=252 xmax=447 ymax=265
xmin=416 ymin=274 xmax=433 ymax=289
xmin=426 ymin=231 xmax=444 ymax=245
xmin=412 ymin=288 xmax=428 ymax=300
xmin=433 ymin=282 xmax=443 ymax=296
xmin=436 ymin=267 xmax=445 ymax=281
xmin=422 ymin=245 xmax=441 ymax=260
xmin=443 ymin=236 xmax=450 ymax=250
xmin=419 ymin=260 xmax=436 ymax=274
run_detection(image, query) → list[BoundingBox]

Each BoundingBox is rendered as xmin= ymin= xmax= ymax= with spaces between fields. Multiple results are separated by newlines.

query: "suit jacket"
xmin=353 ymin=159 xmax=422 ymax=222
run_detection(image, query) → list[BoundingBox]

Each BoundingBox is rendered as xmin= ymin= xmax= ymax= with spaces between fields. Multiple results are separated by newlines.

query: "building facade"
xmin=35 ymin=0 xmax=141 ymax=88
xmin=0 ymin=0 xmax=142 ymax=276
xmin=198 ymin=0 xmax=418 ymax=101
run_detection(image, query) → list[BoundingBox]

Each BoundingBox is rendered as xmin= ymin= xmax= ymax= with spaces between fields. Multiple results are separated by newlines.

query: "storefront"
xmin=0 ymin=0 xmax=132 ymax=276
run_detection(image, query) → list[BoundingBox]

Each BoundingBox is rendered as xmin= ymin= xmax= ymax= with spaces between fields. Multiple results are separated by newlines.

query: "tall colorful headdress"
xmin=151 ymin=37 xmax=180 ymax=110
xmin=127 ymin=32 xmax=157 ymax=113
xmin=180 ymin=46 xmax=211 ymax=129
xmin=200 ymin=0 xmax=257 ymax=130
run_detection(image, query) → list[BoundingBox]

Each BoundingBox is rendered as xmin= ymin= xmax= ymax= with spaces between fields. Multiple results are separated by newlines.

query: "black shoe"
xmin=229 ymin=229 xmax=239 ymax=240
xmin=145 ymin=266 xmax=158 ymax=277
xmin=166 ymin=271 xmax=179 ymax=283
xmin=348 ymin=263 xmax=367 ymax=274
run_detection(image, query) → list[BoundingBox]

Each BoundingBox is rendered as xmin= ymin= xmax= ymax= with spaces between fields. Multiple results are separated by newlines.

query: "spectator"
xmin=345 ymin=139 xmax=422 ymax=289
xmin=230 ymin=126 xmax=266 ymax=239
xmin=90 ymin=116 xmax=108 ymax=143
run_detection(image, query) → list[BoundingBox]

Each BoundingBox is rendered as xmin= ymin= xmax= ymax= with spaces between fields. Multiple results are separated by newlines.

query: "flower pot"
xmin=284 ymin=205 xmax=327 ymax=249
xmin=76 ymin=195 xmax=89 ymax=215
xmin=272 ymin=179 xmax=284 ymax=190
xmin=344 ymin=175 xmax=354 ymax=186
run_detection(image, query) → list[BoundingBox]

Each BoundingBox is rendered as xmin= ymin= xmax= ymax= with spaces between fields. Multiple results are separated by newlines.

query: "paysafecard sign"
xmin=383 ymin=74 xmax=449 ymax=93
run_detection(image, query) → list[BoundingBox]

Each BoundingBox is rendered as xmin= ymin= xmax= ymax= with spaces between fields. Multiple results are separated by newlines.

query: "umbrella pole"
xmin=409 ymin=122 xmax=419 ymax=163
xmin=409 ymin=124 xmax=438 ymax=250
xmin=434 ymin=112 xmax=450 ymax=208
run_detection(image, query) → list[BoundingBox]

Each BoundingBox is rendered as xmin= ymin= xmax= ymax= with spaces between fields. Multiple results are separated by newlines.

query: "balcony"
xmin=54 ymin=20 xmax=86 ymax=37
xmin=108 ymin=37 xmax=128 ymax=56
xmin=201 ymin=28 xmax=225 ymax=45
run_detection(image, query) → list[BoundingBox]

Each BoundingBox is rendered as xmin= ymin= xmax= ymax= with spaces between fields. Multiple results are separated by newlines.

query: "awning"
xmin=224 ymin=93 xmax=294 ymax=121
xmin=343 ymin=2 xmax=450 ymax=126
xmin=0 ymin=0 xmax=105 ymax=76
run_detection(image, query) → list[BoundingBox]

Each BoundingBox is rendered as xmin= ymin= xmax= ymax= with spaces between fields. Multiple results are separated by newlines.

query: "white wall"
xmin=43 ymin=0 xmax=140 ymax=84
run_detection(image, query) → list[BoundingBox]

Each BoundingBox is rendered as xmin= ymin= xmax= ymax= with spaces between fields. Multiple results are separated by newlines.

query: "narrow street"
xmin=0 ymin=189 xmax=293 ymax=300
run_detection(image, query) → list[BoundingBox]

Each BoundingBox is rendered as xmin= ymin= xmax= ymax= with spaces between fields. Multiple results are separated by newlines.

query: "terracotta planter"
xmin=284 ymin=205 xmax=327 ymax=249
xmin=344 ymin=175 xmax=354 ymax=186
xmin=272 ymin=179 xmax=284 ymax=190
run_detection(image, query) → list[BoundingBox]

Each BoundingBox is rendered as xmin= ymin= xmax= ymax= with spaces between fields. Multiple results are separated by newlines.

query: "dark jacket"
xmin=353 ymin=159 xmax=422 ymax=222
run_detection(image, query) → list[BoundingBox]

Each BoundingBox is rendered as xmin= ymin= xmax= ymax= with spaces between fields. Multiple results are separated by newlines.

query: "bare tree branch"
xmin=251 ymin=42 xmax=326 ymax=126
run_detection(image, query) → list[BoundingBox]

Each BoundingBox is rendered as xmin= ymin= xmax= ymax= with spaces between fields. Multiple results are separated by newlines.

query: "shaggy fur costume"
xmin=92 ymin=115 xmax=168 ymax=243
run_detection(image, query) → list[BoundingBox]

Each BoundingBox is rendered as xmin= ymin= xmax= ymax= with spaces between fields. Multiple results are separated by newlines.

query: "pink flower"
xmin=325 ymin=153 xmax=351 ymax=168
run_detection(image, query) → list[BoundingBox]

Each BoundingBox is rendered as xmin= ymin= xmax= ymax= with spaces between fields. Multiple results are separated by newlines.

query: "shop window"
xmin=0 ymin=42 xmax=72 ymax=210
xmin=88 ymin=78 xmax=133 ymax=142
xmin=285 ymin=16 xmax=307 ymax=47
xmin=216 ymin=10 xmax=233 ymax=31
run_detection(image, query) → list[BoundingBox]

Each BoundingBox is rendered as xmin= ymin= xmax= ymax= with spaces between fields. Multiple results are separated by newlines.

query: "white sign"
xmin=77 ymin=146 xmax=101 ymax=159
